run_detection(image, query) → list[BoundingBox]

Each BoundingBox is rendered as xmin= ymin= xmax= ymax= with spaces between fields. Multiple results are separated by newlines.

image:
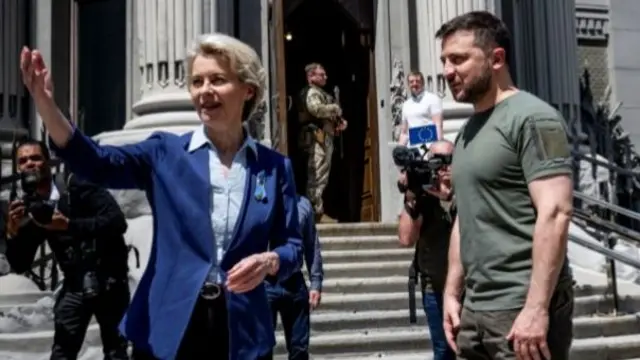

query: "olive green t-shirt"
xmin=452 ymin=91 xmax=574 ymax=311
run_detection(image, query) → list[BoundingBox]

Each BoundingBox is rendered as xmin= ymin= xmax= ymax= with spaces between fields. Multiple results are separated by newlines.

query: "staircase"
xmin=272 ymin=223 xmax=640 ymax=360
xmin=2 ymin=223 xmax=640 ymax=360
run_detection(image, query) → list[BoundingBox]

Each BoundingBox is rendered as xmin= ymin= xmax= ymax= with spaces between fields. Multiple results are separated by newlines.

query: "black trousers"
xmin=50 ymin=280 xmax=130 ymax=360
xmin=265 ymin=284 xmax=310 ymax=360
xmin=132 ymin=294 xmax=273 ymax=360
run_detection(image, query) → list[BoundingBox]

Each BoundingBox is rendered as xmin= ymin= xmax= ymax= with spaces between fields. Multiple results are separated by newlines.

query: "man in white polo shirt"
xmin=399 ymin=71 xmax=444 ymax=148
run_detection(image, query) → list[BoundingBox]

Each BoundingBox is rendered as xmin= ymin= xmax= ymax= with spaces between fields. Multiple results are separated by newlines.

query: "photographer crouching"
xmin=2 ymin=139 xmax=130 ymax=360
xmin=396 ymin=140 xmax=455 ymax=360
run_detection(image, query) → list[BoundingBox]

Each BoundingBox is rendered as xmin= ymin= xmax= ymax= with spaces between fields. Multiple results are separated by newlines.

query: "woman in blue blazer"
xmin=20 ymin=33 xmax=303 ymax=360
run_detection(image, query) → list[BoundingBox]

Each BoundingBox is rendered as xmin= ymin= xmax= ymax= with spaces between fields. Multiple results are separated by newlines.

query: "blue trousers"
xmin=266 ymin=284 xmax=310 ymax=360
xmin=422 ymin=290 xmax=456 ymax=360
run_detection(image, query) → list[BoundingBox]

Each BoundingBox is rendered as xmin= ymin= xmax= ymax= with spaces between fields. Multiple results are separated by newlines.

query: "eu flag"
xmin=408 ymin=123 xmax=438 ymax=147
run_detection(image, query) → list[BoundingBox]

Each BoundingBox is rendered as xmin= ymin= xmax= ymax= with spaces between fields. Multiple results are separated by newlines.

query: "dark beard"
xmin=451 ymin=64 xmax=493 ymax=104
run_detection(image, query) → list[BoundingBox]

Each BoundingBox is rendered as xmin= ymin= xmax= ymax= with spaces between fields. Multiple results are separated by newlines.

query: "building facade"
xmin=0 ymin=0 xmax=610 ymax=222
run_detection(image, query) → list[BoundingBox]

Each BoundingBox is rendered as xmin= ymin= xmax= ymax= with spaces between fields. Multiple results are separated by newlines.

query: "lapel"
xmin=189 ymin=144 xmax=217 ymax=260
xmin=179 ymin=131 xmax=263 ymax=262
xmin=224 ymin=150 xmax=258 ymax=255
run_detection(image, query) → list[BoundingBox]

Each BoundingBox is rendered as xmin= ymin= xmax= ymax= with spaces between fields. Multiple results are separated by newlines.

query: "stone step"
xmin=275 ymin=309 xmax=640 ymax=338
xmin=3 ymin=318 xmax=640 ymax=359
xmin=275 ymin=344 xmax=640 ymax=360
xmin=320 ymin=276 xmax=413 ymax=294
xmin=0 ymin=292 xmax=53 ymax=307
xmin=321 ymin=248 xmax=413 ymax=263
xmin=571 ymin=333 xmax=640 ymax=360
xmin=317 ymin=223 xmax=396 ymax=238
xmin=0 ymin=278 xmax=617 ymax=309
xmin=315 ymin=292 xmax=640 ymax=317
xmin=320 ymin=261 xmax=411 ymax=278
xmin=272 ymin=327 xmax=640 ymax=359
xmin=318 ymin=235 xmax=398 ymax=251
xmin=274 ymin=352 xmax=431 ymax=360
xmin=0 ymin=284 xmax=630 ymax=317
xmin=319 ymin=276 xmax=614 ymax=297
xmin=275 ymin=326 xmax=427 ymax=355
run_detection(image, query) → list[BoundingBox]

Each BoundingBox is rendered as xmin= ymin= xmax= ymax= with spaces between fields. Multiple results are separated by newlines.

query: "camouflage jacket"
xmin=298 ymin=85 xmax=342 ymax=132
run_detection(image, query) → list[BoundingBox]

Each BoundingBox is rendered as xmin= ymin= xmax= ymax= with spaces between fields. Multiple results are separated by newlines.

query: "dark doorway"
xmin=284 ymin=0 xmax=373 ymax=222
xmin=77 ymin=0 xmax=126 ymax=136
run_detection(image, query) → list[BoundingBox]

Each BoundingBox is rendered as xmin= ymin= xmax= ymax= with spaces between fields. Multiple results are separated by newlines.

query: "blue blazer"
xmin=51 ymin=128 xmax=303 ymax=359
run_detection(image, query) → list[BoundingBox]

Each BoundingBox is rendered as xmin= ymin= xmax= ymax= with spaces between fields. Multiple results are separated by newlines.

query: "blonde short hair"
xmin=185 ymin=33 xmax=266 ymax=120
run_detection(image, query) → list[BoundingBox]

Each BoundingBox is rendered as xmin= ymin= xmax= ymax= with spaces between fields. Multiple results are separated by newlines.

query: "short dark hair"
xmin=13 ymin=138 xmax=51 ymax=162
xmin=435 ymin=11 xmax=512 ymax=64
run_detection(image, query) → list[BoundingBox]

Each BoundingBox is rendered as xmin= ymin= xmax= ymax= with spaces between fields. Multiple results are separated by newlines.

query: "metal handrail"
xmin=569 ymin=234 xmax=640 ymax=269
xmin=572 ymin=150 xmax=640 ymax=178
xmin=575 ymin=191 xmax=640 ymax=223
xmin=573 ymin=209 xmax=640 ymax=244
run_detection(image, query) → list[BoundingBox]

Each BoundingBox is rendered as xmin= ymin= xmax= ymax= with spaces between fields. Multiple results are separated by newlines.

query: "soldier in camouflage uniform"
xmin=298 ymin=63 xmax=347 ymax=222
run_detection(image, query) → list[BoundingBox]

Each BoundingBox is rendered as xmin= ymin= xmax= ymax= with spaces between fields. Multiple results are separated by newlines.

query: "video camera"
xmin=392 ymin=145 xmax=452 ymax=195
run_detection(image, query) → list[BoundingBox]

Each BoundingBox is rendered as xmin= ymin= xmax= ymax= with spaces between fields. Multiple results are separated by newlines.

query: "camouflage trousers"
xmin=299 ymin=129 xmax=334 ymax=216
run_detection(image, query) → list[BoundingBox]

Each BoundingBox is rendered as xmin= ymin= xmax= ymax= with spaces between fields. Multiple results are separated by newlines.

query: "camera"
xmin=20 ymin=169 xmax=57 ymax=224
xmin=392 ymin=145 xmax=452 ymax=195
xmin=19 ymin=169 xmax=100 ymax=298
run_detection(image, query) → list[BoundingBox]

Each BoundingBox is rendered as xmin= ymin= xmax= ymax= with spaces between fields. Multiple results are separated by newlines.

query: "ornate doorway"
xmin=270 ymin=0 xmax=380 ymax=222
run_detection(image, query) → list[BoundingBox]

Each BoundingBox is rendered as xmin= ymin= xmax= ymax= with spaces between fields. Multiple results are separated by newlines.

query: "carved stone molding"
xmin=389 ymin=57 xmax=407 ymax=142
xmin=575 ymin=6 xmax=609 ymax=41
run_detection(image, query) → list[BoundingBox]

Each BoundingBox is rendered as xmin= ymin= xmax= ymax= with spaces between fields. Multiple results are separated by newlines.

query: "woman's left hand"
xmin=226 ymin=253 xmax=277 ymax=293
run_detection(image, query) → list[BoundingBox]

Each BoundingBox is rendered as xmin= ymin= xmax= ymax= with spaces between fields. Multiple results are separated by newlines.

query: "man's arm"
xmin=519 ymin=116 xmax=574 ymax=310
xmin=399 ymin=109 xmax=409 ymax=146
xmin=443 ymin=215 xmax=464 ymax=299
xmin=66 ymin=179 xmax=128 ymax=237
xmin=526 ymin=175 xmax=572 ymax=309
xmin=300 ymin=198 xmax=324 ymax=291
xmin=306 ymin=89 xmax=341 ymax=120
xmin=398 ymin=201 xmax=422 ymax=248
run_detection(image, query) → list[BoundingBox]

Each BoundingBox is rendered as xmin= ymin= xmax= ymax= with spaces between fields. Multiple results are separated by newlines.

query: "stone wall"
xmin=578 ymin=43 xmax=610 ymax=103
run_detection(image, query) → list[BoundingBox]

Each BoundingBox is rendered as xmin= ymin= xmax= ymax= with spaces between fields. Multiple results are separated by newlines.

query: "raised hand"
xmin=19 ymin=46 xmax=73 ymax=147
xmin=20 ymin=47 xmax=53 ymax=99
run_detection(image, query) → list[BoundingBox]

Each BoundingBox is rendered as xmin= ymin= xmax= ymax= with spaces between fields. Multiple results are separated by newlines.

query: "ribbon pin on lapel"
xmin=255 ymin=171 xmax=267 ymax=202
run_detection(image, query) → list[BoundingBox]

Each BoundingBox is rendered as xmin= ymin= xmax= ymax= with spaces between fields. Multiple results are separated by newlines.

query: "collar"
xmin=188 ymin=125 xmax=258 ymax=159
xmin=49 ymin=181 xmax=60 ymax=202
xmin=411 ymin=91 xmax=425 ymax=102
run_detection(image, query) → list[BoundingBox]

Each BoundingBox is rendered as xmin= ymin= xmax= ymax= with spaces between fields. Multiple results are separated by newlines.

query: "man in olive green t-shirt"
xmin=436 ymin=12 xmax=575 ymax=360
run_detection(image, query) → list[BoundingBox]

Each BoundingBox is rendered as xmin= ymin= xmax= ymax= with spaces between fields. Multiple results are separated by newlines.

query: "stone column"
xmin=413 ymin=0 xmax=499 ymax=142
xmin=95 ymin=0 xmax=219 ymax=146
xmin=1 ymin=1 xmax=33 ymax=175
xmin=0 ymin=0 xmax=30 ymax=130
xmin=388 ymin=0 xmax=412 ymax=75
xmin=511 ymin=0 xmax=580 ymax=132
